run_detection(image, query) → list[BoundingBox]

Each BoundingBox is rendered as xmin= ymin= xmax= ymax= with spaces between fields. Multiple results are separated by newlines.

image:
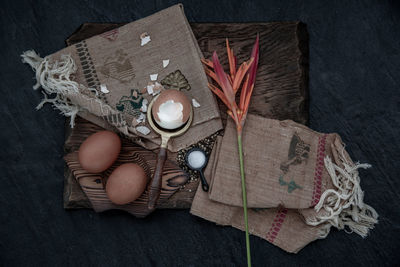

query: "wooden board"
xmin=64 ymin=116 xmax=188 ymax=217
xmin=64 ymin=22 xmax=309 ymax=209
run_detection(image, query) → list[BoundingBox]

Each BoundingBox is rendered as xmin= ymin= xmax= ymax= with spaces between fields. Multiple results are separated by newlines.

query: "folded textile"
xmin=191 ymin=114 xmax=378 ymax=253
xmin=208 ymin=114 xmax=378 ymax=235
xmin=22 ymin=4 xmax=222 ymax=152
xmin=191 ymin=136 xmax=330 ymax=253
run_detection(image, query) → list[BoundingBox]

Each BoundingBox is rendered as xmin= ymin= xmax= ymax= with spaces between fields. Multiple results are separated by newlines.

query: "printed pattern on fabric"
xmin=161 ymin=70 xmax=191 ymax=91
xmin=100 ymin=49 xmax=135 ymax=84
xmin=115 ymin=89 xmax=144 ymax=117
xmin=279 ymin=175 xmax=302 ymax=193
xmin=277 ymin=132 xmax=310 ymax=194
xmin=102 ymin=113 xmax=127 ymax=128
xmin=280 ymin=133 xmax=310 ymax=174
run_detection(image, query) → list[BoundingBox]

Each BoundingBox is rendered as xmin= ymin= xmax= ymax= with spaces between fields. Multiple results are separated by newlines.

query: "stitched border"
xmin=311 ymin=134 xmax=327 ymax=206
xmin=74 ymin=41 xmax=108 ymax=104
xmin=266 ymin=207 xmax=288 ymax=243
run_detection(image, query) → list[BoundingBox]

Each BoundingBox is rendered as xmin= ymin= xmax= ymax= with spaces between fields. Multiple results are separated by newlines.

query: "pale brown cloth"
xmin=191 ymin=114 xmax=377 ymax=252
xmin=190 ymin=136 xmax=330 ymax=253
xmin=209 ymin=114 xmax=338 ymax=209
xmin=38 ymin=4 xmax=222 ymax=152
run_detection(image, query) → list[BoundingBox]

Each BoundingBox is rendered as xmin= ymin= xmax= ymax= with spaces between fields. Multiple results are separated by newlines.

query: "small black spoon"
xmin=185 ymin=147 xmax=209 ymax=192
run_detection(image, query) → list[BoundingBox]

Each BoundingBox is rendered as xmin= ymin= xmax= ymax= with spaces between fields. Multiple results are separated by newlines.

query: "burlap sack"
xmin=22 ymin=4 xmax=222 ymax=152
xmin=191 ymin=114 xmax=378 ymax=252
xmin=209 ymin=115 xmax=334 ymax=209
xmin=207 ymin=114 xmax=377 ymax=236
xmin=191 ymin=136 xmax=331 ymax=253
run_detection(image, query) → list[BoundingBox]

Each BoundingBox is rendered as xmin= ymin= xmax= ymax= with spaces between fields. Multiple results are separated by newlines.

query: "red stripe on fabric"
xmin=265 ymin=207 xmax=288 ymax=243
xmin=311 ymin=134 xmax=327 ymax=207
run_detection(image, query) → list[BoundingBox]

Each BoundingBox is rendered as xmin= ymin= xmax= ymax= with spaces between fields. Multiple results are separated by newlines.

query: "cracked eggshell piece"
xmin=136 ymin=113 xmax=146 ymax=123
xmin=162 ymin=59 xmax=170 ymax=68
xmin=152 ymin=90 xmax=191 ymax=130
xmin=146 ymin=83 xmax=154 ymax=95
xmin=100 ymin=84 xmax=109 ymax=94
xmin=192 ymin=98 xmax=201 ymax=108
xmin=150 ymin=74 xmax=158 ymax=81
xmin=146 ymin=82 xmax=164 ymax=96
xmin=140 ymin=32 xmax=151 ymax=46
xmin=140 ymin=99 xmax=148 ymax=112
xmin=136 ymin=126 xmax=151 ymax=135
xmin=153 ymin=82 xmax=163 ymax=95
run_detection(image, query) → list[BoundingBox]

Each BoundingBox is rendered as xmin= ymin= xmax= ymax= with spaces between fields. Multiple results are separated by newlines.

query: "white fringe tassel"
xmin=21 ymin=50 xmax=80 ymax=127
xmin=306 ymin=151 xmax=378 ymax=238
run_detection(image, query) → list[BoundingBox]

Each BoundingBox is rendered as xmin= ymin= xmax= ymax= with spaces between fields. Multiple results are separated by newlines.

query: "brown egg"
xmin=78 ymin=131 xmax=121 ymax=173
xmin=152 ymin=89 xmax=191 ymax=130
xmin=106 ymin=163 xmax=147 ymax=205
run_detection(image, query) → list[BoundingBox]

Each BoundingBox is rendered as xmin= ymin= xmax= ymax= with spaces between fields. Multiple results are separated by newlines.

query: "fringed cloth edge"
xmin=306 ymin=138 xmax=378 ymax=238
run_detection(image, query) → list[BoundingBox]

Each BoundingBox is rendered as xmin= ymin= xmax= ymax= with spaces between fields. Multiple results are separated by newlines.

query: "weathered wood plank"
xmin=64 ymin=119 xmax=189 ymax=217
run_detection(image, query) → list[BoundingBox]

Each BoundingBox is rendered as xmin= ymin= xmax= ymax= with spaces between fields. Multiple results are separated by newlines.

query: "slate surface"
xmin=1 ymin=0 xmax=399 ymax=266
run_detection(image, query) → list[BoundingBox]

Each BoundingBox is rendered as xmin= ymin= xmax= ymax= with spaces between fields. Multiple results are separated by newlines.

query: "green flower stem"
xmin=237 ymin=133 xmax=251 ymax=267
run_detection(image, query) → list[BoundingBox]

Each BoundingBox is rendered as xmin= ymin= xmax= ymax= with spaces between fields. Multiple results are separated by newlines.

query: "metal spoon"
xmin=185 ymin=147 xmax=209 ymax=192
xmin=146 ymin=94 xmax=193 ymax=210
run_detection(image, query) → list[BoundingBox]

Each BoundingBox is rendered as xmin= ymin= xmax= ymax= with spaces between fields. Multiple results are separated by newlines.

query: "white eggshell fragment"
xmin=162 ymin=59 xmax=170 ymax=68
xmin=192 ymin=98 xmax=201 ymax=108
xmin=100 ymin=84 xmax=109 ymax=94
xmin=140 ymin=99 xmax=148 ymax=112
xmin=150 ymin=74 xmax=158 ymax=81
xmin=136 ymin=126 xmax=151 ymax=135
xmin=136 ymin=113 xmax=146 ymax=123
xmin=153 ymin=82 xmax=163 ymax=95
xmin=146 ymin=84 xmax=154 ymax=95
xmin=140 ymin=32 xmax=151 ymax=46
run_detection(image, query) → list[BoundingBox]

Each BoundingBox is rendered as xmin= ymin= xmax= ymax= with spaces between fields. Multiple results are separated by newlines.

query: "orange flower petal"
xmin=208 ymin=83 xmax=231 ymax=108
xmin=201 ymin=58 xmax=214 ymax=68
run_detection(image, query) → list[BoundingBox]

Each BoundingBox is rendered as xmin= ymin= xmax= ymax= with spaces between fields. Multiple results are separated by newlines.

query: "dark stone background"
xmin=1 ymin=0 xmax=399 ymax=266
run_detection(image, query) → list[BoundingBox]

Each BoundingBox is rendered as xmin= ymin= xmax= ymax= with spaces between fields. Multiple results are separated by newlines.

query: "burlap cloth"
xmin=191 ymin=114 xmax=378 ymax=253
xmin=191 ymin=135 xmax=330 ymax=253
xmin=209 ymin=116 xmax=336 ymax=209
xmin=22 ymin=4 xmax=222 ymax=152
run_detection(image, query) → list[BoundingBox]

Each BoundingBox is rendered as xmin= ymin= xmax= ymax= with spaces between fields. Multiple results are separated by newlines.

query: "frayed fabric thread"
xmin=306 ymin=150 xmax=378 ymax=238
xmin=21 ymin=50 xmax=80 ymax=127
xmin=21 ymin=50 xmax=133 ymax=135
